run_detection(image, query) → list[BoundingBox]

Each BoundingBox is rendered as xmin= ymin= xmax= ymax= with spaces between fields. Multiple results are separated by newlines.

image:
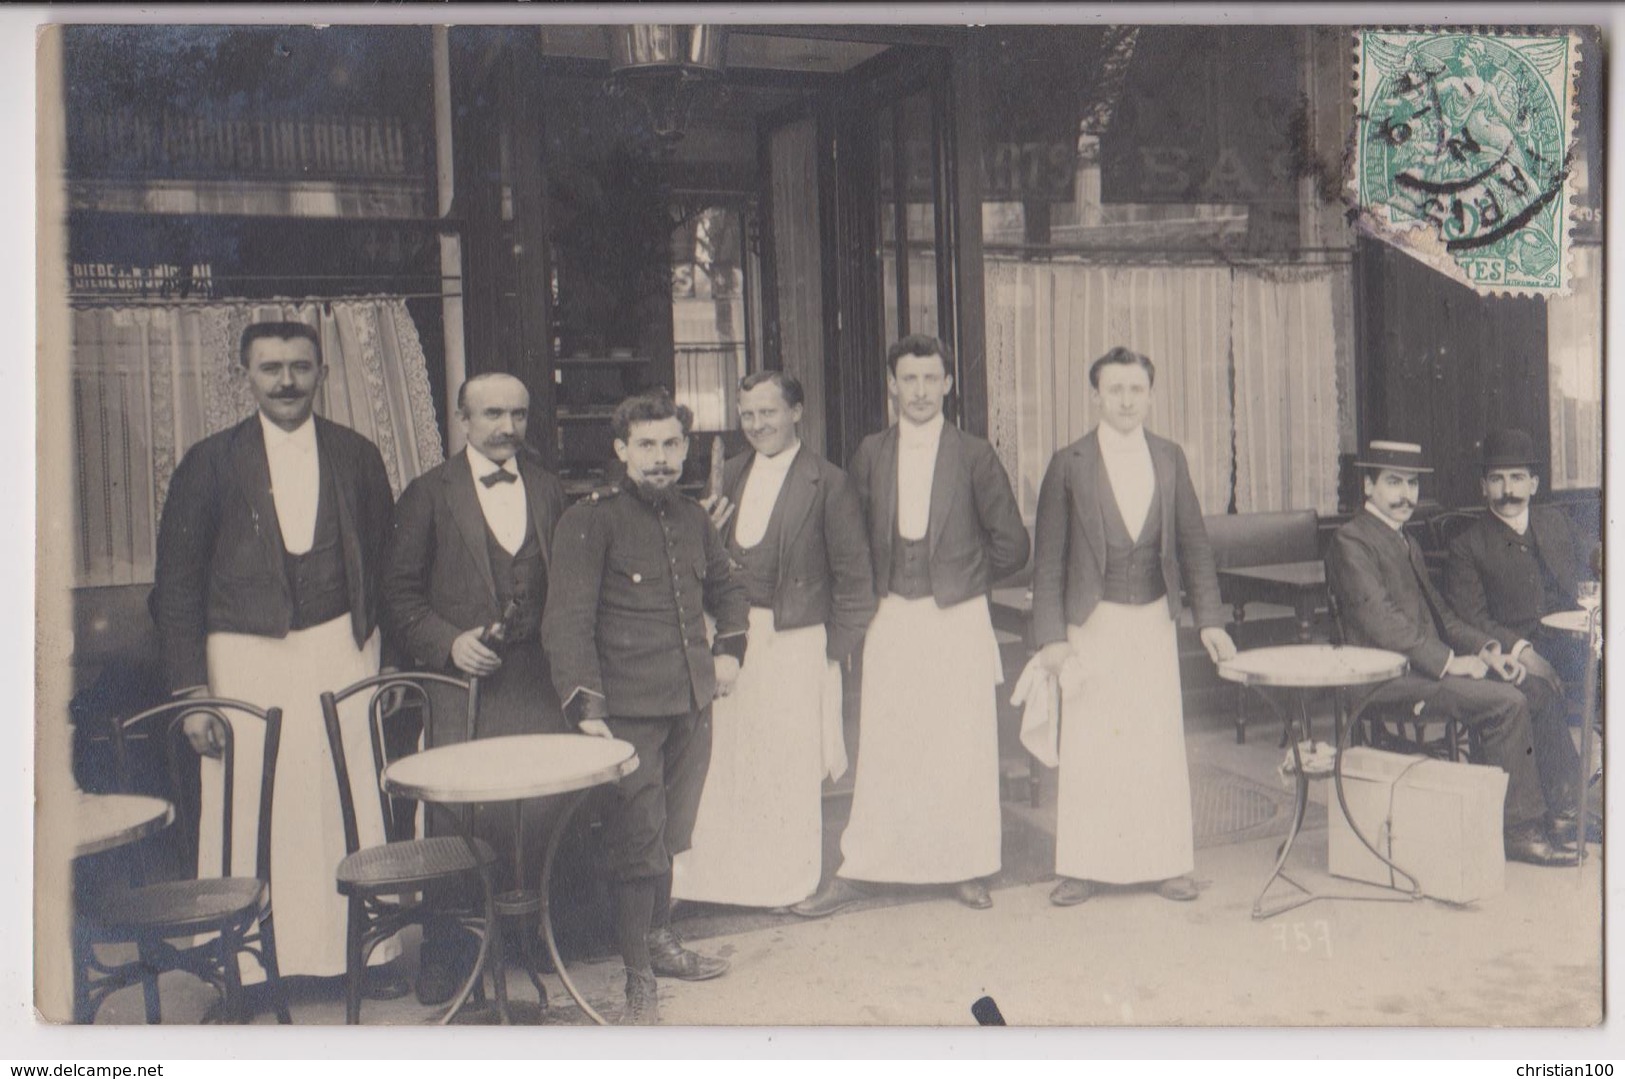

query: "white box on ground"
xmin=1328 ymin=746 xmax=1508 ymax=904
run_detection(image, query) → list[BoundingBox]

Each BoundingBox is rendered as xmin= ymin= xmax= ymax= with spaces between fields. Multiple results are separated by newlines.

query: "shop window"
xmin=670 ymin=201 xmax=760 ymax=430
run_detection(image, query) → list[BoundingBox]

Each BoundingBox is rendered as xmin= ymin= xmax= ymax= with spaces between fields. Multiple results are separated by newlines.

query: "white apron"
xmin=1054 ymin=600 xmax=1194 ymax=884
xmin=200 ymin=616 xmax=399 ymax=980
xmin=673 ymin=608 xmax=835 ymax=907
xmin=838 ymin=594 xmax=1004 ymax=884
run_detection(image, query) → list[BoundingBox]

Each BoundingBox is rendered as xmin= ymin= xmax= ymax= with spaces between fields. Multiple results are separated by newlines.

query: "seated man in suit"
xmin=1325 ymin=439 xmax=1576 ymax=866
xmin=1443 ymin=427 xmax=1586 ymax=843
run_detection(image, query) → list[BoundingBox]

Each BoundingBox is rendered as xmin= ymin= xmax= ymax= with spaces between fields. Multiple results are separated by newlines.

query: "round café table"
xmin=73 ymin=793 xmax=174 ymax=858
xmin=1541 ymin=607 xmax=1601 ymax=868
xmin=1217 ymin=644 xmax=1414 ymax=919
xmin=382 ymin=733 xmax=638 ymax=1025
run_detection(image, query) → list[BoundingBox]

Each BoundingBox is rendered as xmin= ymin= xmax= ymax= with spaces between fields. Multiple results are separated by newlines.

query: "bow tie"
xmin=480 ymin=469 xmax=518 ymax=488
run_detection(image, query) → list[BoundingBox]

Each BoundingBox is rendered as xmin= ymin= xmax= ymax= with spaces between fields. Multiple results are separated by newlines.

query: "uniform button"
xmin=632 ymin=573 xmax=643 ymax=583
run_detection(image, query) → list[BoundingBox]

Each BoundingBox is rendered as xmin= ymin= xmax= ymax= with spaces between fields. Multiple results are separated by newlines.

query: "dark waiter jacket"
xmin=1029 ymin=428 xmax=1225 ymax=647
xmin=151 ymin=413 xmax=394 ymax=692
xmin=848 ymin=421 xmax=1029 ymax=607
xmin=719 ymin=447 xmax=876 ymax=662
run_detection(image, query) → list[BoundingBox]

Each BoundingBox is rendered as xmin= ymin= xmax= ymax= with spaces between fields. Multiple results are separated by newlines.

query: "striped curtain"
xmin=985 ymin=257 xmax=1345 ymax=524
xmin=69 ymin=298 xmax=444 ymax=587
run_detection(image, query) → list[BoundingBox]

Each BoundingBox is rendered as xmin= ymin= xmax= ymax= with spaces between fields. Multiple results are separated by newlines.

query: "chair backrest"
xmin=110 ymin=697 xmax=283 ymax=884
xmin=319 ymin=672 xmax=481 ymax=856
xmin=1204 ymin=510 xmax=1319 ymax=570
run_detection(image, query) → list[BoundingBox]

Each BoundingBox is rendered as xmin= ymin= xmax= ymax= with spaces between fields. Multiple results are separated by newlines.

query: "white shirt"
xmin=467 ymin=445 xmax=528 ymax=555
xmin=1098 ymin=422 xmax=1154 ymax=541
xmin=896 ymin=413 xmax=945 ymax=541
xmin=734 ymin=441 xmax=801 ymax=549
xmin=259 ymin=413 xmax=320 ymax=555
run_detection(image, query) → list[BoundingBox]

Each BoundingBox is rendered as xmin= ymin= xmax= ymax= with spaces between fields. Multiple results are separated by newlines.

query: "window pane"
xmin=672 ymin=204 xmax=750 ymax=430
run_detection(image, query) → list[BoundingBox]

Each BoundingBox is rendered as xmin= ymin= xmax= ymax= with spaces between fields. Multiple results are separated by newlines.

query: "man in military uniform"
xmin=541 ymin=389 xmax=749 ymax=1025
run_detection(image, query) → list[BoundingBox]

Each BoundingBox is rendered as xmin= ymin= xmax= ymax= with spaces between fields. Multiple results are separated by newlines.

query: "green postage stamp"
xmin=1351 ymin=29 xmax=1581 ymax=297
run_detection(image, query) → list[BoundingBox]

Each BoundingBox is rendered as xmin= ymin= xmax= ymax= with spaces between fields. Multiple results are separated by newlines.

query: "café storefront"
xmin=59 ymin=19 xmax=1603 ymax=749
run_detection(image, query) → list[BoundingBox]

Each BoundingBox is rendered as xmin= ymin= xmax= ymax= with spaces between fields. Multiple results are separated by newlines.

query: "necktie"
xmin=481 ymin=469 xmax=517 ymax=488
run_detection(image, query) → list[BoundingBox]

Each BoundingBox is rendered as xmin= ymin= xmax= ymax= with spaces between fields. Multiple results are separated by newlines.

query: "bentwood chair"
xmin=74 ymin=697 xmax=292 ymax=1025
xmin=320 ymin=672 xmax=498 ymax=1025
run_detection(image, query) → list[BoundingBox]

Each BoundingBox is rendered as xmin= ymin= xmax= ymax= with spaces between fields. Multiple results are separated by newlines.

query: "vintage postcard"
xmin=30 ymin=11 xmax=1605 ymax=1047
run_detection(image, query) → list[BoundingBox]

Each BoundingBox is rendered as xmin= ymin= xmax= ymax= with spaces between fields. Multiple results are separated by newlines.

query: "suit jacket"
xmin=720 ymin=447 xmax=877 ymax=661
xmin=1030 ymin=428 xmax=1225 ymax=646
xmin=381 ymin=448 xmax=567 ymax=671
xmin=1444 ymin=506 xmax=1583 ymax=649
xmin=1326 ymin=509 xmax=1492 ymax=680
xmin=849 ymin=422 xmax=1030 ymax=607
xmin=151 ymin=414 xmax=394 ymax=692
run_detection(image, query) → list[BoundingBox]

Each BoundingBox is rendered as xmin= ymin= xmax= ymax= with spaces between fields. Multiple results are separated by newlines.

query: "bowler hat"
xmin=1481 ymin=427 xmax=1540 ymax=470
xmin=1354 ymin=439 xmax=1433 ymax=474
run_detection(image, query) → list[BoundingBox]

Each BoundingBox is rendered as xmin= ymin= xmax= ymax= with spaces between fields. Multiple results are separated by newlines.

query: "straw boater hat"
xmin=1480 ymin=427 xmax=1540 ymax=470
xmin=1353 ymin=440 xmax=1433 ymax=474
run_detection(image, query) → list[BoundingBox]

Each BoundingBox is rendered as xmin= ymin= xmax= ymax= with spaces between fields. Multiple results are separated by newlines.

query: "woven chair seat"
xmin=83 ymin=878 xmax=267 ymax=936
xmin=336 ymin=836 xmax=497 ymax=894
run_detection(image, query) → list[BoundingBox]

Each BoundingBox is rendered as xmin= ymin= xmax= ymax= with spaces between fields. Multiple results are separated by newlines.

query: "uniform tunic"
xmin=542 ymin=481 xmax=749 ymax=882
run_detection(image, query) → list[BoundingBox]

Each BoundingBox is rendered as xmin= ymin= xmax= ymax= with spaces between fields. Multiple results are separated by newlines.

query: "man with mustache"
xmin=380 ymin=372 xmax=567 ymax=1004
xmin=1325 ymin=440 xmax=1577 ymax=866
xmin=542 ymin=389 xmax=748 ymax=1024
xmin=151 ymin=321 xmax=405 ymax=999
xmin=671 ymin=370 xmax=876 ymax=909
xmin=794 ymin=334 xmax=1029 ymax=917
xmin=1443 ymin=427 xmax=1587 ymax=843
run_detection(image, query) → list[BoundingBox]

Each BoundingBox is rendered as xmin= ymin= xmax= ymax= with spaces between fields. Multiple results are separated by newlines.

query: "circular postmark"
xmin=1357 ymin=32 xmax=1573 ymax=291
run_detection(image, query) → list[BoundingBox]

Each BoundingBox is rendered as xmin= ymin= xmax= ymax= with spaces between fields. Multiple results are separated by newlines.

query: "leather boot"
xmin=621 ymin=968 xmax=660 ymax=1026
xmin=647 ymin=926 xmax=729 ymax=981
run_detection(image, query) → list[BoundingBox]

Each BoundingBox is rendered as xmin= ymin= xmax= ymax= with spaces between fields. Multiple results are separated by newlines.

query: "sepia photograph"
xmin=27 ymin=6 xmax=1608 ymax=1045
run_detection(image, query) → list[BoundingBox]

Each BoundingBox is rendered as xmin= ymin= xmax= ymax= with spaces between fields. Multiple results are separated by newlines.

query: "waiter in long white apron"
xmin=1027 ymin=347 xmax=1235 ymax=906
xmin=792 ymin=334 xmax=1029 ymax=917
xmin=673 ymin=371 xmax=876 ymax=908
xmin=150 ymin=322 xmax=405 ymax=997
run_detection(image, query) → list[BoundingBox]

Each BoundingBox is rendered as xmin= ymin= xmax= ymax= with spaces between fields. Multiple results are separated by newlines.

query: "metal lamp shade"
xmin=606 ymin=26 xmax=727 ymax=77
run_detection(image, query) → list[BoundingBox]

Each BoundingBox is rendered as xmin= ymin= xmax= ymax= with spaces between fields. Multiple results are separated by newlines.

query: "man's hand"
xmin=1444 ymin=654 xmax=1489 ymax=679
xmin=450 ymin=627 xmax=503 ymax=677
xmin=1519 ymin=647 xmax=1561 ymax=686
xmin=1037 ymin=641 xmax=1075 ymax=678
xmin=578 ymin=719 xmax=614 ymax=739
xmin=1200 ymin=626 xmax=1238 ymax=664
xmin=1478 ymin=643 xmax=1523 ymax=684
xmin=713 ymin=654 xmax=742 ymax=698
xmin=701 ymin=493 xmax=736 ymax=533
xmin=182 ymin=711 xmax=225 ymax=759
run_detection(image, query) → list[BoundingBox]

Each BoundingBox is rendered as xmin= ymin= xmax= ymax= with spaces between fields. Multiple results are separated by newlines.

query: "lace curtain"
xmin=986 ymin=257 xmax=1345 ymax=523
xmin=70 ymin=298 xmax=444 ymax=587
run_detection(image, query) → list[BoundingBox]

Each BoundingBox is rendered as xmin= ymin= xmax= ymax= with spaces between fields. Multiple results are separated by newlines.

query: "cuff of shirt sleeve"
xmin=561 ymin=687 xmax=607 ymax=728
xmin=713 ymin=631 xmax=747 ymax=664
